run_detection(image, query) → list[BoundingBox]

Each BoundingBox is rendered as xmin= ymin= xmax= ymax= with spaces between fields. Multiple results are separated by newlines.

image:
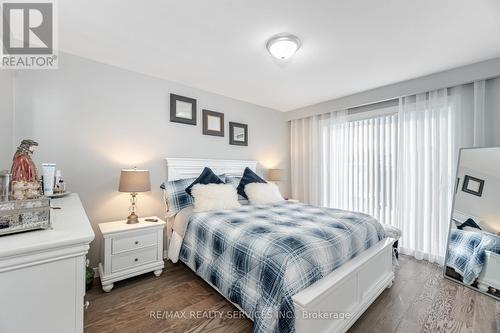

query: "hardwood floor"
xmin=85 ymin=255 xmax=499 ymax=333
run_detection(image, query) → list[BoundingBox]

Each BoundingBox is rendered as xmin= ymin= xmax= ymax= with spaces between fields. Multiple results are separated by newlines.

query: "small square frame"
xmin=202 ymin=110 xmax=224 ymax=137
xmin=229 ymin=122 xmax=248 ymax=146
xmin=461 ymin=175 xmax=484 ymax=197
xmin=170 ymin=94 xmax=197 ymax=125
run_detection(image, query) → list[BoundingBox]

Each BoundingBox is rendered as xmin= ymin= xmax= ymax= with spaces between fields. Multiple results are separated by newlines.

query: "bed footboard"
xmin=293 ymin=238 xmax=395 ymax=333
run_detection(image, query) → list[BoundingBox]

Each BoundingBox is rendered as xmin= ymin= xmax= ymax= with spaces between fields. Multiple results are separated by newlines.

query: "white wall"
xmin=13 ymin=53 xmax=290 ymax=265
xmin=0 ymin=71 xmax=14 ymax=170
xmin=287 ymin=57 xmax=500 ymax=121
xmin=455 ymin=166 xmax=500 ymax=234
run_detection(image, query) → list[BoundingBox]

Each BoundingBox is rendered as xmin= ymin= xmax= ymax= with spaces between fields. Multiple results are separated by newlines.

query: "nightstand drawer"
xmin=111 ymin=246 xmax=158 ymax=273
xmin=112 ymin=232 xmax=157 ymax=254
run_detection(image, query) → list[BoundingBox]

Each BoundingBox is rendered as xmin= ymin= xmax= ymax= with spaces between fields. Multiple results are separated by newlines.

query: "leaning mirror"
xmin=444 ymin=147 xmax=500 ymax=300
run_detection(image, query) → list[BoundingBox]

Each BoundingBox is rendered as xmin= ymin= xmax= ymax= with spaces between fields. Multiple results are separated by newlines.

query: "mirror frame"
xmin=202 ymin=109 xmax=224 ymax=137
xmin=229 ymin=122 xmax=248 ymax=146
xmin=170 ymin=93 xmax=197 ymax=125
xmin=443 ymin=146 xmax=500 ymax=301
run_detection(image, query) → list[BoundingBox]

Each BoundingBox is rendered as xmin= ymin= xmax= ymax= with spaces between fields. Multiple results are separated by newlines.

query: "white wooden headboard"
xmin=165 ymin=158 xmax=258 ymax=181
xmin=452 ymin=210 xmax=484 ymax=224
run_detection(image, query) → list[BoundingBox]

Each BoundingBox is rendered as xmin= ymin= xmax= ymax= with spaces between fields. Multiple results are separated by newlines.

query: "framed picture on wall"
xmin=170 ymin=94 xmax=197 ymax=125
xmin=202 ymin=110 xmax=224 ymax=137
xmin=461 ymin=175 xmax=484 ymax=197
xmin=229 ymin=122 xmax=248 ymax=146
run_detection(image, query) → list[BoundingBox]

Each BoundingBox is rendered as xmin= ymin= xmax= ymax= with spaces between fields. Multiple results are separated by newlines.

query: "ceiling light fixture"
xmin=266 ymin=34 xmax=301 ymax=60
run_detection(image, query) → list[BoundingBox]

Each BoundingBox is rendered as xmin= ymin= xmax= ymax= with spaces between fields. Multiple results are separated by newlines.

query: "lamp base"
xmin=126 ymin=212 xmax=140 ymax=224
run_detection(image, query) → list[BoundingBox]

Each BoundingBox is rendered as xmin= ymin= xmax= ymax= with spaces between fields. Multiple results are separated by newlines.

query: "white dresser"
xmin=98 ymin=216 xmax=165 ymax=292
xmin=0 ymin=194 xmax=95 ymax=333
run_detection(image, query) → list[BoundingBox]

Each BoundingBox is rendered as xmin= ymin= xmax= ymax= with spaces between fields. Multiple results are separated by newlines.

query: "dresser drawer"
xmin=111 ymin=246 xmax=158 ymax=273
xmin=112 ymin=231 xmax=157 ymax=254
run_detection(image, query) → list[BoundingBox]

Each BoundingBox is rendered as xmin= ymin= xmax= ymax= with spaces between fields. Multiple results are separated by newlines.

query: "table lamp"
xmin=267 ymin=169 xmax=283 ymax=182
xmin=119 ymin=168 xmax=151 ymax=224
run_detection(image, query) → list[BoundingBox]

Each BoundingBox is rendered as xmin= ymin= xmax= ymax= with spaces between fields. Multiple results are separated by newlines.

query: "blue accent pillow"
xmin=457 ymin=218 xmax=482 ymax=230
xmin=237 ymin=167 xmax=266 ymax=199
xmin=185 ymin=167 xmax=224 ymax=196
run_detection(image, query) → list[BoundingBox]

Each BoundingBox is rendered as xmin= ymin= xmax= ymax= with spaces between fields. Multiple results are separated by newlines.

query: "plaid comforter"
xmin=179 ymin=201 xmax=385 ymax=333
xmin=446 ymin=229 xmax=500 ymax=285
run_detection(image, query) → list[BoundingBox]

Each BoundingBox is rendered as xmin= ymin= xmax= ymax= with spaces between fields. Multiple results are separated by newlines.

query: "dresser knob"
xmin=134 ymin=241 xmax=139 ymax=245
xmin=134 ymin=258 xmax=138 ymax=262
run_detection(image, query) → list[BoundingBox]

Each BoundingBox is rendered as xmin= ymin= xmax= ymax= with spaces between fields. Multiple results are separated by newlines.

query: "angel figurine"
xmin=11 ymin=139 xmax=41 ymax=199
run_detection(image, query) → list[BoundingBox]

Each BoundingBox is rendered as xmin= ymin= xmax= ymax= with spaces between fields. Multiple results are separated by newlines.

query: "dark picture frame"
xmin=202 ymin=110 xmax=224 ymax=137
xmin=461 ymin=175 xmax=484 ymax=197
xmin=229 ymin=122 xmax=248 ymax=146
xmin=170 ymin=94 xmax=197 ymax=125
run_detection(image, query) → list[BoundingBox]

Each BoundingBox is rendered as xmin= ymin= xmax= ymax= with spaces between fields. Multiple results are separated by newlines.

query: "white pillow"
xmin=191 ymin=184 xmax=241 ymax=212
xmin=244 ymin=183 xmax=284 ymax=205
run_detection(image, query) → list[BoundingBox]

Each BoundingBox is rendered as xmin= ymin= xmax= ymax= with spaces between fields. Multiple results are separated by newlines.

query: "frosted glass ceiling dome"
xmin=266 ymin=34 xmax=301 ymax=60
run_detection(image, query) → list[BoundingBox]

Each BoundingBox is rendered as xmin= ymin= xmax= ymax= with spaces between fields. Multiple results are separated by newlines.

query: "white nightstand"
xmin=98 ymin=216 xmax=165 ymax=292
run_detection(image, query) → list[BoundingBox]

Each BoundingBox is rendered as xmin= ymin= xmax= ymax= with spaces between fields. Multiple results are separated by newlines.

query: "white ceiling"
xmin=58 ymin=0 xmax=500 ymax=111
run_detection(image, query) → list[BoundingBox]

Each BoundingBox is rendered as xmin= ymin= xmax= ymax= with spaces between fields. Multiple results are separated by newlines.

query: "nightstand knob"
xmin=134 ymin=258 xmax=138 ymax=262
xmin=134 ymin=241 xmax=139 ymax=245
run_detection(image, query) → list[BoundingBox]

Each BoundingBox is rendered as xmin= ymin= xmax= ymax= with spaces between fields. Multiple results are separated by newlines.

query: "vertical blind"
xmin=321 ymin=114 xmax=398 ymax=226
xmin=290 ymin=111 xmax=398 ymax=226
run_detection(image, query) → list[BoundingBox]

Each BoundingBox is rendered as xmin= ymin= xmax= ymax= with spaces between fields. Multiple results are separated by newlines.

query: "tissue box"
xmin=0 ymin=197 xmax=51 ymax=236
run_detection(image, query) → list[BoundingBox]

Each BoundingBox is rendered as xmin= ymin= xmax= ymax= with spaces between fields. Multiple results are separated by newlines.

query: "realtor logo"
xmin=1 ymin=0 xmax=58 ymax=69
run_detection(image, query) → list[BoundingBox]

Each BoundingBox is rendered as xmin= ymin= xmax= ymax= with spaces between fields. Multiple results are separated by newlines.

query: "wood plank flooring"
xmin=85 ymin=255 xmax=499 ymax=333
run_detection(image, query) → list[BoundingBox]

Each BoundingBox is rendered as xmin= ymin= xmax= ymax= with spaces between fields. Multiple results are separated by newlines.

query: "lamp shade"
xmin=119 ymin=169 xmax=151 ymax=193
xmin=267 ymin=169 xmax=283 ymax=182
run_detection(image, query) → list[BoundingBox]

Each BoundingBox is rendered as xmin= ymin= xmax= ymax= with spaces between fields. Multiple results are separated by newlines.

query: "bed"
xmin=163 ymin=158 xmax=395 ymax=333
xmin=446 ymin=211 xmax=500 ymax=291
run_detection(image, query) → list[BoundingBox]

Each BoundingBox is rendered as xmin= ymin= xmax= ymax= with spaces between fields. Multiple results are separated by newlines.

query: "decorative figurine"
xmin=11 ymin=139 xmax=41 ymax=200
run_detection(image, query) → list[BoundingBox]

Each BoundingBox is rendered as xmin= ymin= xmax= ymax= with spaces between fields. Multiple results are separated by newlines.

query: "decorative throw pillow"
xmin=457 ymin=218 xmax=481 ymax=231
xmin=244 ymin=182 xmax=284 ymax=205
xmin=225 ymin=175 xmax=246 ymax=200
xmin=161 ymin=177 xmax=196 ymax=213
xmin=191 ymin=184 xmax=241 ymax=212
xmin=237 ymin=167 xmax=266 ymax=199
xmin=185 ymin=167 xmax=224 ymax=196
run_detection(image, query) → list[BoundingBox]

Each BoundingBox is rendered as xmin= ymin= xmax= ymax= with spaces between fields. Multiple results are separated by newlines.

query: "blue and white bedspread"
xmin=179 ymin=201 xmax=385 ymax=333
xmin=446 ymin=229 xmax=500 ymax=285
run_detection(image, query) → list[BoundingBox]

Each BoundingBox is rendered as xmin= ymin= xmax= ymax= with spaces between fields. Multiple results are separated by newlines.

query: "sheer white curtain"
xmin=396 ymin=89 xmax=460 ymax=264
xmin=290 ymin=111 xmax=347 ymax=206
xmin=472 ymin=80 xmax=486 ymax=147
